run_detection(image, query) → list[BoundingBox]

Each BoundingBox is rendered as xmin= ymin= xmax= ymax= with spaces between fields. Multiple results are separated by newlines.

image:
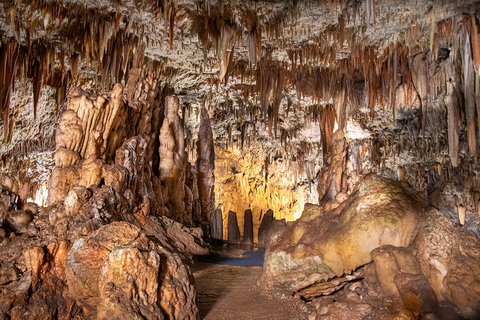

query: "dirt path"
xmin=192 ymin=255 xmax=307 ymax=320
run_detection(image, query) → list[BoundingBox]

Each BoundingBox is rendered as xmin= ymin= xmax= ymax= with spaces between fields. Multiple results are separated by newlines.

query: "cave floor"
xmin=192 ymin=246 xmax=307 ymax=320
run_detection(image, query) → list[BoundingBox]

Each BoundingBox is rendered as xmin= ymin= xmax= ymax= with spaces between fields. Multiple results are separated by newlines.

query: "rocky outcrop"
xmin=49 ymin=83 xmax=205 ymax=228
xmin=261 ymin=173 xmax=480 ymax=319
xmin=260 ymin=174 xmax=423 ymax=294
xmin=66 ymin=221 xmax=200 ymax=319
xmin=0 ymin=81 xmax=212 ymax=319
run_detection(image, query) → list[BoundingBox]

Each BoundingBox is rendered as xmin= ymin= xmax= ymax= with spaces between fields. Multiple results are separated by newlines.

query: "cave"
xmin=0 ymin=0 xmax=480 ymax=319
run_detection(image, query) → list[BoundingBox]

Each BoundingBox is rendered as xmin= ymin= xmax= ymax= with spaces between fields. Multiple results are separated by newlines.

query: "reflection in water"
xmin=196 ymin=245 xmax=265 ymax=267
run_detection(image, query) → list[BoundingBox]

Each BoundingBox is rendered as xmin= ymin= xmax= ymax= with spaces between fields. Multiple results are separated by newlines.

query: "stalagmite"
xmin=54 ymin=84 xmax=125 ymax=168
xmin=197 ymin=105 xmax=215 ymax=223
xmin=458 ymin=205 xmax=466 ymax=225
xmin=319 ymin=105 xmax=336 ymax=163
xmin=465 ymin=33 xmax=477 ymax=163
xmin=210 ymin=206 xmax=223 ymax=240
xmin=411 ymin=53 xmax=428 ymax=138
xmin=445 ymin=58 xmax=460 ymax=167
xmin=258 ymin=209 xmax=274 ymax=247
xmin=243 ymin=209 xmax=254 ymax=245
xmin=159 ymin=96 xmax=188 ymax=224
xmin=228 ymin=210 xmax=240 ymax=244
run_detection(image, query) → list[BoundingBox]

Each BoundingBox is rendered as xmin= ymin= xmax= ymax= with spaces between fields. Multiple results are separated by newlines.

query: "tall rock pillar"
xmin=196 ymin=106 xmax=215 ymax=230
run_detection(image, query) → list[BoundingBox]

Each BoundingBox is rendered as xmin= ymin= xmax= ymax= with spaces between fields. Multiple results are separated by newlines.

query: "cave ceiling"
xmin=0 ymin=0 xmax=479 ymax=156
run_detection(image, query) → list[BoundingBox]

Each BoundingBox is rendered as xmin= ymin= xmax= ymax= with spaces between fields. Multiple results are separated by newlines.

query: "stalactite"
xmin=470 ymin=15 xmax=480 ymax=68
xmin=319 ymin=105 xmax=336 ymax=163
xmin=392 ymin=49 xmax=397 ymax=122
xmin=446 ymin=59 xmax=460 ymax=167
xmin=0 ymin=39 xmax=18 ymax=141
xmin=465 ymin=32 xmax=477 ymax=163
xmin=429 ymin=12 xmax=436 ymax=54
xmin=32 ymin=60 xmax=42 ymax=120
xmin=218 ymin=22 xmax=236 ymax=82
xmin=366 ymin=0 xmax=373 ymax=30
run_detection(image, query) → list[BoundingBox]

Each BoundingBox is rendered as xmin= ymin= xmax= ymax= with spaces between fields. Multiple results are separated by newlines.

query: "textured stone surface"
xmin=66 ymin=221 xmax=199 ymax=319
xmin=260 ymin=174 xmax=423 ymax=294
xmin=415 ymin=208 xmax=480 ymax=319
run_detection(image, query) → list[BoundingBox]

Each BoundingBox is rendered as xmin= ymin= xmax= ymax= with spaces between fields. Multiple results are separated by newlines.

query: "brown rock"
xmin=98 ymin=245 xmax=163 ymax=320
xmin=0 ymin=263 xmax=19 ymax=285
xmin=196 ymin=106 xmax=215 ymax=223
xmin=394 ymin=273 xmax=439 ymax=316
xmin=65 ymin=220 xmax=201 ymax=319
xmin=370 ymin=245 xmax=421 ymax=297
xmin=47 ymin=165 xmax=81 ymax=205
xmin=260 ymin=175 xmax=423 ymax=294
xmin=65 ymin=222 xmax=141 ymax=313
xmin=6 ymin=210 xmax=33 ymax=231
xmin=24 ymin=246 xmax=45 ymax=276
xmin=23 ymin=202 xmax=38 ymax=215
xmin=415 ymin=207 xmax=480 ymax=318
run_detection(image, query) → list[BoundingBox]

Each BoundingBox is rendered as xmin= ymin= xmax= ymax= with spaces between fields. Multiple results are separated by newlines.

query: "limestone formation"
xmin=260 ymin=174 xmax=423 ymax=294
xmin=159 ymin=96 xmax=189 ymax=225
xmin=414 ymin=208 xmax=480 ymax=318
xmin=317 ymin=130 xmax=347 ymax=205
xmin=3 ymin=1 xmax=480 ymax=319
xmin=54 ymin=84 xmax=125 ymax=167
xmin=258 ymin=209 xmax=275 ymax=247
xmin=66 ymin=221 xmax=200 ymax=319
xmin=227 ymin=210 xmax=240 ymax=244
xmin=197 ymin=106 xmax=215 ymax=225
xmin=210 ymin=207 xmax=223 ymax=241
xmin=243 ymin=209 xmax=254 ymax=245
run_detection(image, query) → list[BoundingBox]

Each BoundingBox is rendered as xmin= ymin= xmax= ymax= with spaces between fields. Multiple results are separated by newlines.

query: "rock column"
xmin=258 ymin=209 xmax=274 ymax=247
xmin=243 ymin=209 xmax=253 ymax=245
xmin=210 ymin=207 xmax=223 ymax=240
xmin=227 ymin=210 xmax=240 ymax=244
xmin=196 ymin=106 xmax=215 ymax=224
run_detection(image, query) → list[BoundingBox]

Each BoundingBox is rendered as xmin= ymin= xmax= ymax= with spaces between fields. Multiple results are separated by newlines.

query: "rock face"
xmin=66 ymin=221 xmax=199 ymax=319
xmin=48 ymin=85 xmax=126 ymax=204
xmin=48 ymin=86 xmax=207 ymax=228
xmin=159 ymin=96 xmax=189 ymax=225
xmin=260 ymin=174 xmax=423 ymax=294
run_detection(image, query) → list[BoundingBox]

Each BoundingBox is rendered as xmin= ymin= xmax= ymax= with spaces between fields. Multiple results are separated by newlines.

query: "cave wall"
xmin=215 ymin=143 xmax=319 ymax=242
